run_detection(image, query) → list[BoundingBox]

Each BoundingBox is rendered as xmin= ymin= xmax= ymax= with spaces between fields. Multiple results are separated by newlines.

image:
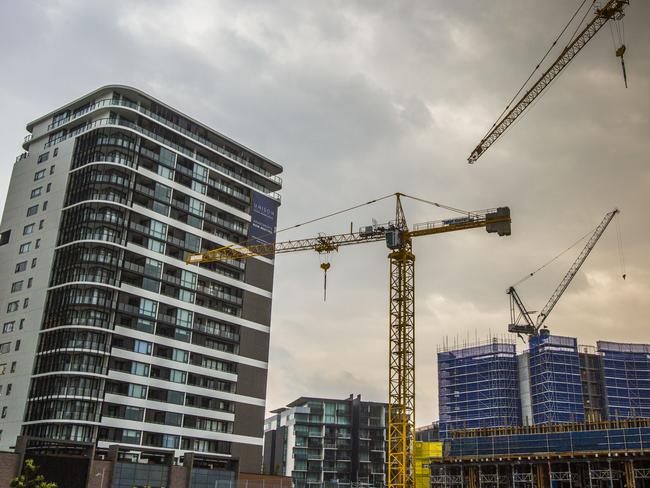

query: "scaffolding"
xmin=445 ymin=418 xmax=650 ymax=459
xmin=528 ymin=334 xmax=585 ymax=424
xmin=598 ymin=341 xmax=650 ymax=420
xmin=438 ymin=340 xmax=521 ymax=438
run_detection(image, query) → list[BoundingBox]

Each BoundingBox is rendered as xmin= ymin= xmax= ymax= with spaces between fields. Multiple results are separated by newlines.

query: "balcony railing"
xmin=47 ymin=98 xmax=282 ymax=185
xmin=45 ymin=117 xmax=281 ymax=202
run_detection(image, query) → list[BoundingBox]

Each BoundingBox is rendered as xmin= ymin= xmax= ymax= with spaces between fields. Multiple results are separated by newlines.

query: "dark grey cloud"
xmin=0 ymin=0 xmax=648 ymax=423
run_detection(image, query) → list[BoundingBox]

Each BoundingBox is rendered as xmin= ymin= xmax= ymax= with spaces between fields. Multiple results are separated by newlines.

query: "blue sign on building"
xmin=248 ymin=192 xmax=279 ymax=246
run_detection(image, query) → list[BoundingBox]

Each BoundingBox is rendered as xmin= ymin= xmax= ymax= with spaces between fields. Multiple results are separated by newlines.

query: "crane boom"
xmin=187 ymin=206 xmax=511 ymax=263
xmin=187 ymin=194 xmax=511 ymax=488
xmin=507 ymin=209 xmax=618 ymax=337
xmin=535 ymin=208 xmax=619 ymax=330
xmin=468 ymin=0 xmax=629 ymax=164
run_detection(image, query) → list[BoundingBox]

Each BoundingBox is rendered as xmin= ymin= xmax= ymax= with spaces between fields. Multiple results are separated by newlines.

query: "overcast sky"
xmin=1 ymin=0 xmax=648 ymax=425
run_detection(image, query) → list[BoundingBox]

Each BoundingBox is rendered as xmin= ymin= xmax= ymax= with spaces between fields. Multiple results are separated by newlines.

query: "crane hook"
xmin=616 ymin=44 xmax=628 ymax=88
xmin=320 ymin=262 xmax=331 ymax=301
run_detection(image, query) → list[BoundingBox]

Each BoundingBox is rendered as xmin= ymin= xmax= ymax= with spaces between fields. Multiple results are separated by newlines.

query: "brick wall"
xmin=169 ymin=465 xmax=190 ymax=488
xmin=0 ymin=451 xmax=20 ymax=486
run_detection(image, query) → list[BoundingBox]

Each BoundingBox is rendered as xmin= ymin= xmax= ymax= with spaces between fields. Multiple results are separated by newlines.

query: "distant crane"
xmin=508 ymin=208 xmax=618 ymax=338
xmin=468 ymin=0 xmax=630 ymax=164
xmin=187 ymin=193 xmax=512 ymax=488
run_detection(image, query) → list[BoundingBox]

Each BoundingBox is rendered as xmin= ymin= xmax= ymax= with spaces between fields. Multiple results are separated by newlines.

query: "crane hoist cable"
xmin=616 ymin=216 xmax=627 ymax=279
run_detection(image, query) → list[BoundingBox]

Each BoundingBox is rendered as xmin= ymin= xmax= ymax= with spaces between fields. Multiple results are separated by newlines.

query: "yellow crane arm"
xmin=187 ymin=207 xmax=511 ymax=264
xmin=187 ymin=231 xmax=385 ymax=263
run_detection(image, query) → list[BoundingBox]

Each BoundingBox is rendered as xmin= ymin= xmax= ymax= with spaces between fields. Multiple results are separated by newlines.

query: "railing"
xmin=46 ymin=98 xmax=282 ymax=185
xmin=24 ymin=134 xmax=33 ymax=143
xmin=15 ymin=152 xmax=28 ymax=163
xmin=195 ymin=284 xmax=243 ymax=305
xmin=50 ymin=117 xmax=281 ymax=202
xmin=171 ymin=198 xmax=247 ymax=235
xmin=142 ymin=148 xmax=249 ymax=204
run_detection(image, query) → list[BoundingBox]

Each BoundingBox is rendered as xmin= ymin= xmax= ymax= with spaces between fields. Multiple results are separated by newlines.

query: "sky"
xmin=0 ymin=0 xmax=648 ymax=425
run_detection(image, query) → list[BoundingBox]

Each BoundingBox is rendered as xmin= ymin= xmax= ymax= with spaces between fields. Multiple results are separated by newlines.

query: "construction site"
xmin=423 ymin=336 xmax=650 ymax=488
xmin=0 ymin=0 xmax=645 ymax=487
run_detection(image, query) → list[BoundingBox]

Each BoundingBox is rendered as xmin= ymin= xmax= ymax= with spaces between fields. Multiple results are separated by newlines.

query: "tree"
xmin=10 ymin=459 xmax=57 ymax=488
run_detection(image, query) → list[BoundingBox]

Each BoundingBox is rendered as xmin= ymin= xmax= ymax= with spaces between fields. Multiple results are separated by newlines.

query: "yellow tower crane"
xmin=187 ymin=193 xmax=512 ymax=488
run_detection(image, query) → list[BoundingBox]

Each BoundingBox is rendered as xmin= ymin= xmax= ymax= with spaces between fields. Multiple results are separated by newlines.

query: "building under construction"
xmin=426 ymin=334 xmax=650 ymax=487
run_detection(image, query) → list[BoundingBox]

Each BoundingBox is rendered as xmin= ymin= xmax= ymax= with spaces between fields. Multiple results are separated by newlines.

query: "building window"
xmin=131 ymin=362 xmax=149 ymax=377
xmin=38 ymin=220 xmax=44 ymax=230
xmin=22 ymin=299 xmax=28 ymax=309
xmin=26 ymin=205 xmax=38 ymax=217
xmin=15 ymin=261 xmax=27 ymax=273
xmin=27 ymin=278 xmax=33 ymax=289
xmin=10 ymin=362 xmax=16 ymax=374
xmin=5 ymin=384 xmax=11 ymax=395
xmin=18 ymin=319 xmax=24 ymax=330
xmin=34 ymin=170 xmax=46 ymax=181
xmin=37 ymin=152 xmax=49 ymax=164
xmin=0 ymin=230 xmax=10 ymax=246
xmin=2 ymin=323 xmax=14 ymax=334
xmin=30 ymin=187 xmax=43 ymax=199
xmin=171 ymin=349 xmax=188 ymax=363
xmin=14 ymin=340 xmax=20 ymax=351
xmin=42 ymin=201 xmax=48 ymax=211
xmin=10 ymin=281 xmax=23 ymax=293
xmin=19 ymin=242 xmax=31 ymax=254
xmin=127 ymin=384 xmax=147 ymax=398
xmin=31 ymin=258 xmax=37 ymax=268
xmin=0 ymin=364 xmax=5 ymax=375
xmin=46 ymin=183 xmax=52 ymax=193
xmin=23 ymin=224 xmax=34 ymax=236
xmin=1 ymin=407 xmax=6 ymax=419
xmin=0 ymin=343 xmax=10 ymax=354
xmin=53 ymin=148 xmax=59 ymax=157
xmin=121 ymin=429 xmax=141 ymax=444
xmin=134 ymin=340 xmax=152 ymax=355
xmin=6 ymin=302 xmax=19 ymax=313
xmin=35 ymin=239 xmax=41 ymax=249
xmin=50 ymin=165 xmax=55 ymax=174
xmin=169 ymin=370 xmax=186 ymax=384
xmin=138 ymin=299 xmax=157 ymax=318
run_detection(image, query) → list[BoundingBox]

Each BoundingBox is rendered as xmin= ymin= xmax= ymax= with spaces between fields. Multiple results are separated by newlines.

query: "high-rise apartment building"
xmin=263 ymin=395 xmax=387 ymax=488
xmin=0 ymin=85 xmax=282 ymax=480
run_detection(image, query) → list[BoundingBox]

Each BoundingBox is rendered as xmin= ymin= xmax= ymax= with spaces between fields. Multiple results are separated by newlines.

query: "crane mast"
xmin=508 ymin=209 xmax=618 ymax=337
xmin=468 ymin=0 xmax=629 ymax=164
xmin=187 ymin=194 xmax=511 ymax=488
